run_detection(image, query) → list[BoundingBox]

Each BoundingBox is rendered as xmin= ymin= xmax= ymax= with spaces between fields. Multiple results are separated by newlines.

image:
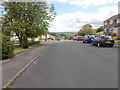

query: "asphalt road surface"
xmin=13 ymin=41 xmax=118 ymax=88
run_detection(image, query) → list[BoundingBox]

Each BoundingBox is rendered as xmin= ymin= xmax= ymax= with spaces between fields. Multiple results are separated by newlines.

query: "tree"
xmin=67 ymin=35 xmax=74 ymax=40
xmin=78 ymin=30 xmax=85 ymax=36
xmin=55 ymin=34 xmax=61 ymax=38
xmin=78 ymin=24 xmax=95 ymax=36
xmin=96 ymin=26 xmax=104 ymax=33
xmin=2 ymin=2 xmax=56 ymax=48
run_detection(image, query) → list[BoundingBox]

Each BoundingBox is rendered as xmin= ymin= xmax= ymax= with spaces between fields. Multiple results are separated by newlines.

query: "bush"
xmin=111 ymin=33 xmax=117 ymax=36
xmin=47 ymin=38 xmax=54 ymax=40
xmin=2 ymin=34 xmax=15 ymax=60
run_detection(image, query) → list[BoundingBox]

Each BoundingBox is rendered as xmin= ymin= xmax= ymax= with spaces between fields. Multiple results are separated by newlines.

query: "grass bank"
xmin=14 ymin=41 xmax=42 ymax=55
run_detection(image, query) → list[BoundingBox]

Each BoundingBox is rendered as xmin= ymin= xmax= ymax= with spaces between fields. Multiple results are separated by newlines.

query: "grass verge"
xmin=13 ymin=49 xmax=26 ymax=55
xmin=3 ymin=81 xmax=15 ymax=90
xmin=115 ymin=41 xmax=120 ymax=44
xmin=14 ymin=41 xmax=41 ymax=55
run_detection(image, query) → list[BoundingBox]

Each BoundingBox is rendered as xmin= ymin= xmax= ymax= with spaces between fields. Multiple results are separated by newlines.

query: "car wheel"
xmin=97 ymin=43 xmax=101 ymax=47
xmin=110 ymin=45 xmax=113 ymax=47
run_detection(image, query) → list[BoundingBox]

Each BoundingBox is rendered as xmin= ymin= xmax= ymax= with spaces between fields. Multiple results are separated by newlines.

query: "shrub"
xmin=47 ymin=38 xmax=54 ymax=40
xmin=111 ymin=33 xmax=117 ymax=36
xmin=2 ymin=34 xmax=15 ymax=60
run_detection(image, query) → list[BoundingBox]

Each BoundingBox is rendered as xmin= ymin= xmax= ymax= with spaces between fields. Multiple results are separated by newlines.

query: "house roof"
xmin=104 ymin=14 xmax=120 ymax=21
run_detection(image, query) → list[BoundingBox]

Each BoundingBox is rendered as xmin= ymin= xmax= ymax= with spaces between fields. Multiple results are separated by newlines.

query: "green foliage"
xmin=2 ymin=2 xmax=56 ymax=48
xmin=68 ymin=35 xmax=74 ymax=40
xmin=78 ymin=30 xmax=85 ymax=36
xmin=55 ymin=34 xmax=61 ymax=38
xmin=50 ymin=33 xmax=56 ymax=36
xmin=96 ymin=26 xmax=104 ymax=33
xmin=65 ymin=34 xmax=74 ymax=40
xmin=96 ymin=31 xmax=104 ymax=35
xmin=2 ymin=34 xmax=15 ymax=60
xmin=115 ymin=41 xmax=120 ymax=44
xmin=113 ymin=36 xmax=120 ymax=40
xmin=78 ymin=24 xmax=95 ymax=36
xmin=47 ymin=38 xmax=54 ymax=40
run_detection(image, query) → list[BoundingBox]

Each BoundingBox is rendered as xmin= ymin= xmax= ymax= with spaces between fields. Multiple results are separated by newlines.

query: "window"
xmin=117 ymin=19 xmax=120 ymax=23
xmin=104 ymin=22 xmax=107 ymax=25
xmin=110 ymin=20 xmax=113 ymax=24
xmin=101 ymin=36 xmax=112 ymax=39
xmin=107 ymin=21 xmax=110 ymax=25
xmin=104 ymin=29 xmax=106 ymax=32
xmin=110 ymin=28 xmax=113 ymax=32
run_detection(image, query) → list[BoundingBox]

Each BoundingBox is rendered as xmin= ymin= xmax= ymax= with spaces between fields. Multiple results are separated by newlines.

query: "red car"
xmin=76 ymin=36 xmax=83 ymax=41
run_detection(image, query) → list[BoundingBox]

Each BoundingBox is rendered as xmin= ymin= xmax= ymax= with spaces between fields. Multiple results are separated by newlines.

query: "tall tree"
xmin=96 ymin=26 xmax=104 ymax=33
xmin=2 ymin=1 xmax=56 ymax=48
xmin=78 ymin=24 xmax=95 ymax=36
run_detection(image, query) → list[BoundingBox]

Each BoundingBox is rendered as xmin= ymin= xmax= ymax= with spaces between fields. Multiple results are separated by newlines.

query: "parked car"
xmin=76 ymin=36 xmax=83 ymax=41
xmin=83 ymin=35 xmax=95 ymax=43
xmin=73 ymin=36 xmax=77 ymax=40
xmin=57 ymin=38 xmax=61 ymax=41
xmin=92 ymin=35 xmax=114 ymax=47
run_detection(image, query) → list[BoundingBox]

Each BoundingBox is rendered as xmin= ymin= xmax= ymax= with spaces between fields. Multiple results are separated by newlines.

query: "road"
xmin=13 ymin=41 xmax=118 ymax=88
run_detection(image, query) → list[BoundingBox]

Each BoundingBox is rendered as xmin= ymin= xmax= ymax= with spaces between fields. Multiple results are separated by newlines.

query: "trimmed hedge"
xmin=2 ymin=34 xmax=15 ymax=60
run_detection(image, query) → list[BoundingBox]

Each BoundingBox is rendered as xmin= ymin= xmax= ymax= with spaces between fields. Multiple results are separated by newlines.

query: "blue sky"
xmin=51 ymin=2 xmax=116 ymax=15
xmin=48 ymin=0 xmax=119 ymax=32
xmin=0 ymin=0 xmax=119 ymax=32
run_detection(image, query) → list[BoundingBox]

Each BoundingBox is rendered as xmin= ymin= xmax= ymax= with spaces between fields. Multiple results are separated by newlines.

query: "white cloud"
xmin=50 ymin=0 xmax=119 ymax=8
xmin=49 ymin=5 xmax=118 ymax=32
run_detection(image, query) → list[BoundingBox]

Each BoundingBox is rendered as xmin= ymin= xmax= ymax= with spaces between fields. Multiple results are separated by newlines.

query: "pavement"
xmin=12 ymin=41 xmax=118 ymax=88
xmin=1 ymin=41 xmax=55 ymax=89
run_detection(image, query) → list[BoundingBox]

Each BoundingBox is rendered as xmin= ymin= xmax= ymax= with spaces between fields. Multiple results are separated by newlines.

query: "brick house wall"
xmin=104 ymin=14 xmax=120 ymax=36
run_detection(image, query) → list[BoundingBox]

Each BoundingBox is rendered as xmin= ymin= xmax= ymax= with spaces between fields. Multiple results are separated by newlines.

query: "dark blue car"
xmin=83 ymin=35 xmax=95 ymax=43
xmin=57 ymin=38 xmax=61 ymax=41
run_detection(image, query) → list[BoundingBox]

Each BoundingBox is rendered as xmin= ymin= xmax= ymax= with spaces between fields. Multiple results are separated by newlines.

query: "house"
xmin=38 ymin=34 xmax=55 ymax=40
xmin=10 ymin=32 xmax=55 ymax=44
xmin=104 ymin=14 xmax=120 ymax=36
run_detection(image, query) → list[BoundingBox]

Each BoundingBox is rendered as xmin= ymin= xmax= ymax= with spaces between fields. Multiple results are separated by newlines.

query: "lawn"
xmin=13 ymin=41 xmax=42 ymax=55
xmin=115 ymin=41 xmax=120 ymax=44
xmin=96 ymin=31 xmax=104 ymax=35
xmin=13 ymin=48 xmax=26 ymax=54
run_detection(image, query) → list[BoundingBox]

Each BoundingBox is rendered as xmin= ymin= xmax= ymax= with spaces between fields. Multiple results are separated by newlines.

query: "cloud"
xmin=118 ymin=1 xmax=120 ymax=14
xmin=50 ymin=0 xmax=119 ymax=8
xmin=49 ymin=5 xmax=118 ymax=32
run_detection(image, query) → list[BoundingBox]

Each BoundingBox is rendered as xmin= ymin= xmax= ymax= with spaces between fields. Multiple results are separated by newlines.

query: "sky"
xmin=48 ymin=0 xmax=119 ymax=32
xmin=0 ymin=0 xmax=119 ymax=32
